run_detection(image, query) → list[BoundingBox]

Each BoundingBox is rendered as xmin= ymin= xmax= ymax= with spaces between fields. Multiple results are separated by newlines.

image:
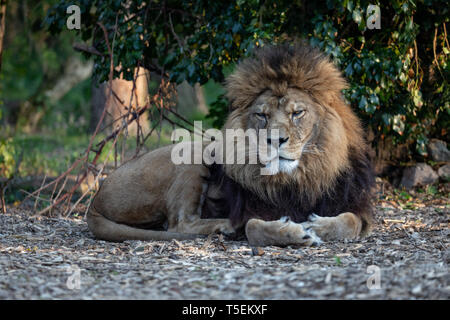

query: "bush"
xmin=0 ymin=138 xmax=17 ymax=180
xmin=45 ymin=0 xmax=449 ymax=159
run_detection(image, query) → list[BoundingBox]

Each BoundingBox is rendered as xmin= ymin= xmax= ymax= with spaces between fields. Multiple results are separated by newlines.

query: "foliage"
xmin=0 ymin=0 xmax=87 ymax=132
xmin=0 ymin=1 xmax=62 ymax=100
xmin=207 ymin=94 xmax=229 ymax=128
xmin=0 ymin=138 xmax=17 ymax=179
xmin=43 ymin=78 xmax=92 ymax=135
xmin=45 ymin=0 xmax=449 ymax=159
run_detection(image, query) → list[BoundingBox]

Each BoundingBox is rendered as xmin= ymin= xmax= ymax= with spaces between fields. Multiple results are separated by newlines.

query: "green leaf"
xmin=334 ymin=256 xmax=342 ymax=265
xmin=392 ymin=115 xmax=405 ymax=135
xmin=352 ymin=8 xmax=363 ymax=26
xmin=358 ymin=96 xmax=368 ymax=110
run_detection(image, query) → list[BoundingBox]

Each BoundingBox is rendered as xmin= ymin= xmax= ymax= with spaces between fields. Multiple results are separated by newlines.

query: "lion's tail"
xmin=86 ymin=207 xmax=201 ymax=242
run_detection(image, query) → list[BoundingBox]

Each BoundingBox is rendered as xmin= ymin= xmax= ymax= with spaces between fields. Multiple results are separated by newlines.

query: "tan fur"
xmin=87 ymin=144 xmax=234 ymax=242
xmin=87 ymin=42 xmax=372 ymax=246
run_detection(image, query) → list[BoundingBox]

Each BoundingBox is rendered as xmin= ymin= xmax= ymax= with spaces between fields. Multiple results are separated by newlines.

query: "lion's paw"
xmin=307 ymin=213 xmax=321 ymax=223
xmin=302 ymin=213 xmax=329 ymax=237
xmin=246 ymin=217 xmax=322 ymax=247
xmin=300 ymin=228 xmax=322 ymax=247
xmin=302 ymin=212 xmax=361 ymax=241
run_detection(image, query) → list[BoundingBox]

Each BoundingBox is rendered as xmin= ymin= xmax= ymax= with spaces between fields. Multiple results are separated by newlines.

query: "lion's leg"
xmin=172 ymin=218 xmax=234 ymax=236
xmin=245 ymin=217 xmax=322 ymax=247
xmin=301 ymin=212 xmax=363 ymax=241
xmin=166 ymin=168 xmax=235 ymax=236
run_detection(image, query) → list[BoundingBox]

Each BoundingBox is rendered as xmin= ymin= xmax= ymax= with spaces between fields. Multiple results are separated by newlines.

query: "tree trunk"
xmin=194 ymin=83 xmax=208 ymax=114
xmin=176 ymin=82 xmax=208 ymax=115
xmin=90 ymin=67 xmax=150 ymax=136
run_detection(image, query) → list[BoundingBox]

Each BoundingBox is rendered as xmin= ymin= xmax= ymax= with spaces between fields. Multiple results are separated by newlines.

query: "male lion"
xmin=87 ymin=42 xmax=375 ymax=247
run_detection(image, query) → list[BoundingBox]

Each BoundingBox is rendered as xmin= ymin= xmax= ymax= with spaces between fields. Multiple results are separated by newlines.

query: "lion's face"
xmin=245 ymin=88 xmax=323 ymax=175
xmin=223 ymin=85 xmax=350 ymax=201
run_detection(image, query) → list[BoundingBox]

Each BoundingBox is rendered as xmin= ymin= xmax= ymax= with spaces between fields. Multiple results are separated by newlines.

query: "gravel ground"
xmin=0 ymin=185 xmax=448 ymax=300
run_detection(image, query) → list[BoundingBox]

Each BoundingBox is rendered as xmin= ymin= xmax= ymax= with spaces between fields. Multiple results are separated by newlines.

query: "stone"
xmin=437 ymin=163 xmax=450 ymax=180
xmin=427 ymin=139 xmax=450 ymax=162
xmin=400 ymin=163 xmax=439 ymax=189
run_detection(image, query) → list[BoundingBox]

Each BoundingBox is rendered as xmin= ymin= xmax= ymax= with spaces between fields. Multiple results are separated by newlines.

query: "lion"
xmin=87 ymin=42 xmax=375 ymax=247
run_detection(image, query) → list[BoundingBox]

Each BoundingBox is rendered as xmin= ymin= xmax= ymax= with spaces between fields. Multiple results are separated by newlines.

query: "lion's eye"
xmin=292 ymin=110 xmax=305 ymax=119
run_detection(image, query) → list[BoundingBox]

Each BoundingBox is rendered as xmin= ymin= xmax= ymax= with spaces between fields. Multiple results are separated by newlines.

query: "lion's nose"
xmin=267 ymin=136 xmax=289 ymax=147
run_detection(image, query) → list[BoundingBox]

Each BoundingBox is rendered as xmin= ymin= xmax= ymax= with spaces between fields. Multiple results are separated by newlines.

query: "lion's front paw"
xmin=307 ymin=213 xmax=321 ymax=223
xmin=302 ymin=212 xmax=362 ymax=241
xmin=245 ymin=218 xmax=322 ymax=247
xmin=302 ymin=213 xmax=332 ymax=240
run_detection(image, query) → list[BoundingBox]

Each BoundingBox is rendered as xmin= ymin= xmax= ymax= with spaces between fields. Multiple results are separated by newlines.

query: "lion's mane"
xmin=202 ymin=42 xmax=375 ymax=235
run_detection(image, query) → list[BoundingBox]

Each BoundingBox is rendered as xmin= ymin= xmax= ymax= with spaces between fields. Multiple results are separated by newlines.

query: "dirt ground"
xmin=0 ymin=184 xmax=448 ymax=300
